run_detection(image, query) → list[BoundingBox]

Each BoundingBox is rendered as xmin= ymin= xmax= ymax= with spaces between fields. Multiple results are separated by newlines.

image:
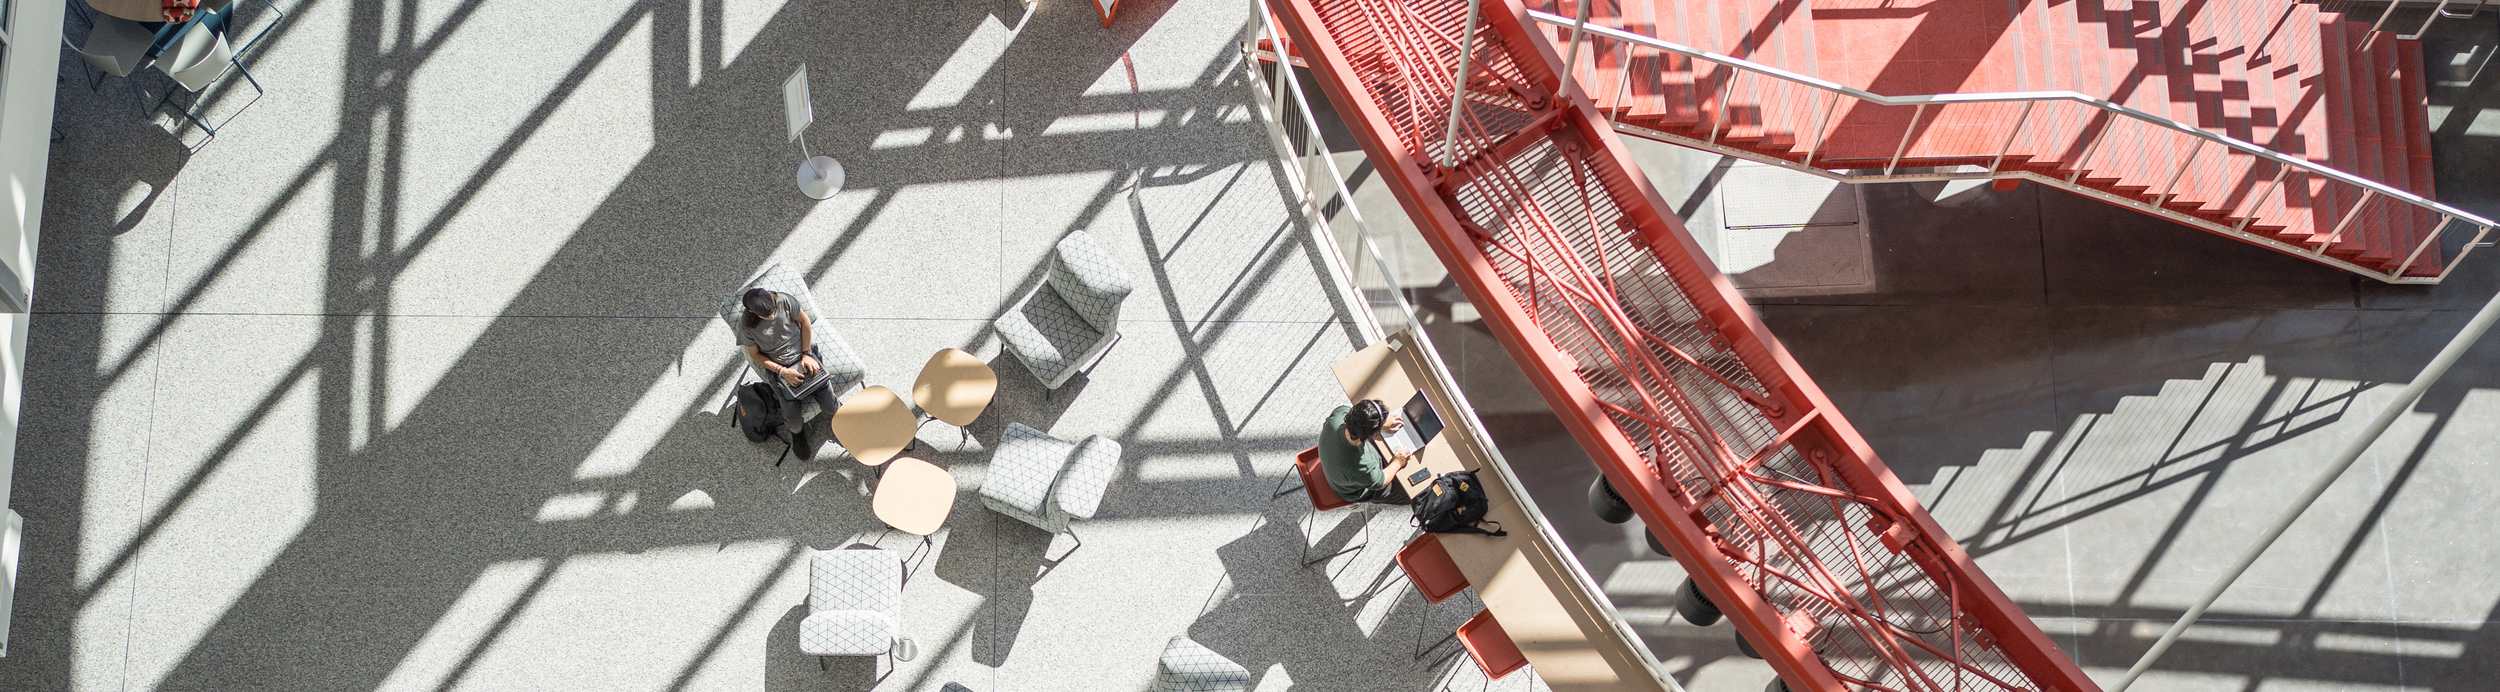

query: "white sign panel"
xmin=783 ymin=65 xmax=813 ymax=143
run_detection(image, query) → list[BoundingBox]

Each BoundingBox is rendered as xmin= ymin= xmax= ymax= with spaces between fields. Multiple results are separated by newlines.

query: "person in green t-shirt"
xmin=1317 ymin=399 xmax=1416 ymax=505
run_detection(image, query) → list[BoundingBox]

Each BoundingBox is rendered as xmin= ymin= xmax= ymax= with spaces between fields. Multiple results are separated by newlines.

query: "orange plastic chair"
xmin=1397 ymin=533 xmax=1470 ymax=658
xmin=1273 ymin=446 xmax=1368 ymax=567
xmin=1397 ymin=533 xmax=1468 ymax=602
xmin=1456 ymin=610 xmax=1528 ymax=680
xmin=1292 ymin=447 xmax=1354 ymax=511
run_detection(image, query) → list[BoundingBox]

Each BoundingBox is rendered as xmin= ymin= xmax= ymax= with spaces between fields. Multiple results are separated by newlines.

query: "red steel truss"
xmin=1266 ymin=1 xmax=2102 ymax=690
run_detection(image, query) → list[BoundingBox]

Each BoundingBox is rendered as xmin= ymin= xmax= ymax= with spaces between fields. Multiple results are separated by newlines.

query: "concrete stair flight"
xmin=1527 ymin=0 xmax=2474 ymax=281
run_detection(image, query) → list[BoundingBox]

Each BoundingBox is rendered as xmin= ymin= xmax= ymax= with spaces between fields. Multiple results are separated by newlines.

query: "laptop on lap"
xmin=766 ymin=356 xmax=834 ymax=400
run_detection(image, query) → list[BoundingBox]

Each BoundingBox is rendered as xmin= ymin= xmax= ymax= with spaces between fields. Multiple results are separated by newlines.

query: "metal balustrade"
xmin=1525 ymin=9 xmax=2497 ymax=285
xmin=2367 ymin=0 xmax=2488 ymax=40
xmin=1239 ymin=10 xmax=1690 ymax=691
xmin=1261 ymin=0 xmax=2107 ymax=689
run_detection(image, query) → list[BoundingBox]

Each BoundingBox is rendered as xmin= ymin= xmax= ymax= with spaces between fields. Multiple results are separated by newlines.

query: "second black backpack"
xmin=1411 ymin=469 xmax=1507 ymax=536
xmin=732 ymin=382 xmax=783 ymax=443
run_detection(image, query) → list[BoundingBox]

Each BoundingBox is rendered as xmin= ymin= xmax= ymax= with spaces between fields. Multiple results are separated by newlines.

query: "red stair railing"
xmin=1522 ymin=12 xmax=2496 ymax=284
xmin=1266 ymin=0 xmax=2103 ymax=690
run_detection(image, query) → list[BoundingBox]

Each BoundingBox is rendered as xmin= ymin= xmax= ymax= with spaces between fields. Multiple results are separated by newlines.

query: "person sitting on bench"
xmin=738 ymin=287 xmax=840 ymax=459
xmin=1318 ymin=399 xmax=1417 ymax=505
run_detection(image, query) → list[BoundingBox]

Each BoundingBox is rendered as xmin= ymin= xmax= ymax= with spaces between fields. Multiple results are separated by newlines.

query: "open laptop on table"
xmin=1378 ymin=391 xmax=1447 ymax=485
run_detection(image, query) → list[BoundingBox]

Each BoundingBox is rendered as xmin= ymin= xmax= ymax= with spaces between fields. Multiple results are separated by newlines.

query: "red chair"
xmin=1397 ymin=533 xmax=1470 ymax=658
xmin=1272 ymin=446 xmax=1369 ymax=568
xmin=1455 ymin=610 xmax=1528 ymax=680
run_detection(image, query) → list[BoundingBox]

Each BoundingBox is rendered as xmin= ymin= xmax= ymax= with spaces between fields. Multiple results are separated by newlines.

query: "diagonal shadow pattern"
xmin=2 ymin=0 xmax=1469 ymax=690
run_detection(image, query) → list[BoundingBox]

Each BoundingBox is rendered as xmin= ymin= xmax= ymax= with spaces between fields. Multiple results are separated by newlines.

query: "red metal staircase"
xmin=1264 ymin=0 xmax=2104 ymax=689
xmin=1522 ymin=0 xmax=2493 ymax=282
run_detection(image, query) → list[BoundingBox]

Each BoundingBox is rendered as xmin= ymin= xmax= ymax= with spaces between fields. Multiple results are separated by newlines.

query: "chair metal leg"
xmin=233 ymin=0 xmax=287 ymax=57
xmin=1414 ymin=599 xmax=1458 ymax=660
xmin=151 ymin=78 xmax=218 ymax=136
xmin=77 ymin=59 xmax=108 ymax=91
xmin=1425 ymin=645 xmax=1476 ymax=691
xmin=897 ymin=533 xmax=934 ymax=578
xmin=1270 ymin=471 xmax=1304 ymax=500
xmin=1332 ymin=515 xmax=1374 ymax=580
xmin=120 ymin=77 xmax=153 ymax=120
xmin=1299 ymin=506 xmax=1369 ymax=567
xmin=232 ymin=56 xmax=265 ymax=94
xmin=156 ymin=56 xmax=267 ymax=138
xmin=1035 ymin=527 xmax=1083 ymax=579
xmin=1079 ymin=331 xmax=1123 ymax=379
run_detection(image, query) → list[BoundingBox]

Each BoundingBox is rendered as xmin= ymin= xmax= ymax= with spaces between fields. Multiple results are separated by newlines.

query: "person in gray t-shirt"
xmin=738 ymin=288 xmax=839 ymax=458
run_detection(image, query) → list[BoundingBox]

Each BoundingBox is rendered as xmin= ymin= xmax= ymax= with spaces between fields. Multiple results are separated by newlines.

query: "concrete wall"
xmin=0 ymin=0 xmax=66 ymax=657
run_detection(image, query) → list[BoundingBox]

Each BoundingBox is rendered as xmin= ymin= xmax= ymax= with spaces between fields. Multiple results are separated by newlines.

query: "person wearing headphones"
xmin=737 ymin=287 xmax=838 ymax=459
xmin=1317 ymin=399 xmax=1417 ymax=505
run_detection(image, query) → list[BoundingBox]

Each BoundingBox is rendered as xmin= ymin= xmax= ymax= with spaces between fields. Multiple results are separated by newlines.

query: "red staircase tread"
xmin=1602 ymin=0 xmax=2442 ymax=279
xmin=2397 ymin=39 xmax=2442 ymax=275
xmin=2373 ymin=35 xmax=2414 ymax=266
xmin=2346 ymin=25 xmax=2386 ymax=261
xmin=2360 ymin=26 xmax=2400 ymax=259
xmin=2310 ymin=19 xmax=2359 ymax=254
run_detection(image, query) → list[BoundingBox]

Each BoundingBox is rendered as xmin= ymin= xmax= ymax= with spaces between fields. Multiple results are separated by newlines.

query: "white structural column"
xmin=0 ymin=0 xmax=67 ymax=657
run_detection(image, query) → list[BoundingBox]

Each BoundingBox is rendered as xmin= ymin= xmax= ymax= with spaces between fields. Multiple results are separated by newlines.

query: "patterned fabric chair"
xmin=800 ymin=548 xmax=903 ymax=662
xmin=720 ymin=263 xmax=869 ymax=418
xmin=994 ymin=231 xmax=1133 ymax=390
xmin=1149 ymin=636 xmax=1251 ymax=692
xmin=978 ymin=423 xmax=1122 ymax=534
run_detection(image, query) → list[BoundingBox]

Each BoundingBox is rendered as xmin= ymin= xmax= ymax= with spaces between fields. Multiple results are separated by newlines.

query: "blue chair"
xmin=150 ymin=9 xmax=265 ymax=137
xmin=198 ymin=0 xmax=288 ymax=57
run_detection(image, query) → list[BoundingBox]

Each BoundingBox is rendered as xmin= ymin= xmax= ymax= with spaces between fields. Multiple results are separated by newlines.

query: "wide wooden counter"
xmin=1331 ymin=331 xmax=1671 ymax=692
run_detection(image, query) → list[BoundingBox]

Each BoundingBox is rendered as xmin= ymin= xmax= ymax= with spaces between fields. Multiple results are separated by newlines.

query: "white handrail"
xmin=2403 ymin=0 xmax=2459 ymax=39
xmin=1525 ymin=9 xmax=2500 ymax=231
xmin=1442 ymin=0 xmax=1487 ymax=165
xmin=1243 ymin=10 xmax=1689 ymax=692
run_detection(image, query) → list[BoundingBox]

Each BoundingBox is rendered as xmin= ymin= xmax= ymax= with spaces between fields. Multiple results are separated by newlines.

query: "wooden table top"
xmin=1329 ymin=338 xmax=1466 ymax=497
xmin=1332 ymin=332 xmax=1665 ymax=692
xmin=911 ymin=349 xmax=997 ymax=427
xmin=872 ymin=457 xmax=957 ymax=536
xmin=828 ymin=386 xmax=917 ymax=466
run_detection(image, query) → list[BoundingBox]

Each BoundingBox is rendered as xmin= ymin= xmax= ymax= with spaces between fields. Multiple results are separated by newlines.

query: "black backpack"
xmin=1411 ymin=470 xmax=1507 ymax=536
xmin=731 ymin=382 xmax=783 ymax=443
